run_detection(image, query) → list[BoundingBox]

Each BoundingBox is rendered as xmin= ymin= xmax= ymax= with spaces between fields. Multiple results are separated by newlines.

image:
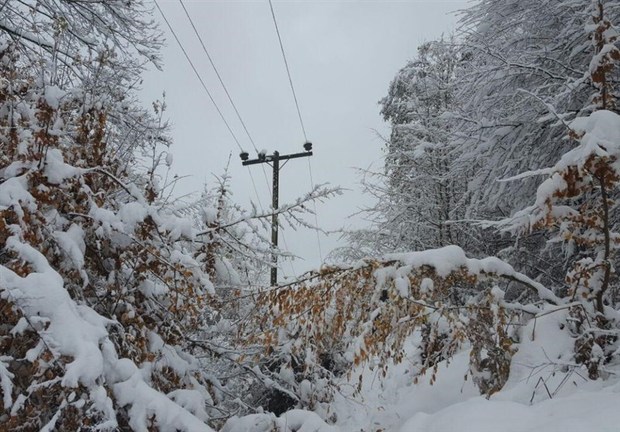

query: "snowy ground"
xmin=223 ymin=305 xmax=620 ymax=432
xmin=329 ymin=310 xmax=620 ymax=432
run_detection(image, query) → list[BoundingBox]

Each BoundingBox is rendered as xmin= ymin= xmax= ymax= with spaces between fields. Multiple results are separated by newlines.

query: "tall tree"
xmin=381 ymin=38 xmax=466 ymax=249
xmin=340 ymin=38 xmax=470 ymax=261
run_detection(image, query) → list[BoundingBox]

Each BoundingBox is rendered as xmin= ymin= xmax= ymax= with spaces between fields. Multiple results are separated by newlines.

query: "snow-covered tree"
xmin=0 ymin=2 xmax=219 ymax=430
xmin=494 ymin=0 xmax=620 ymax=379
xmin=183 ymin=176 xmax=340 ymax=420
xmin=455 ymin=0 xmax=620 ymax=217
xmin=382 ymin=38 xmax=468 ymax=249
xmin=339 ymin=38 xmax=473 ymax=262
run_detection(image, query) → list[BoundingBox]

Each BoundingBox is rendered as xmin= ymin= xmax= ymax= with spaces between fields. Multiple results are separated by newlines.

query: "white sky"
xmin=141 ymin=0 xmax=467 ymax=280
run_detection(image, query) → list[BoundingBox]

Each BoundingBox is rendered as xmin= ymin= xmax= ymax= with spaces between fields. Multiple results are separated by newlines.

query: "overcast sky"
xmin=141 ymin=0 xmax=468 ymax=280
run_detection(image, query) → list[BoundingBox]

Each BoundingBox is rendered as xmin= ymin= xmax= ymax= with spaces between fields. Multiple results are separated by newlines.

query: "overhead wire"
xmin=178 ymin=0 xmax=259 ymax=154
xmin=176 ymin=0 xmax=273 ymax=206
xmin=267 ymin=0 xmax=324 ymax=264
xmin=176 ymin=0 xmax=271 ymax=187
xmin=155 ymin=1 xmax=240 ymax=152
xmin=154 ymin=0 xmax=265 ymax=211
xmin=267 ymin=0 xmax=307 ymax=142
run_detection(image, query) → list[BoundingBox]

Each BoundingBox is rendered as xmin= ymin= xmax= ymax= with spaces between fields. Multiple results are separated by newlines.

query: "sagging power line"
xmin=178 ymin=0 xmax=260 ymax=154
xmin=268 ymin=0 xmax=308 ymax=142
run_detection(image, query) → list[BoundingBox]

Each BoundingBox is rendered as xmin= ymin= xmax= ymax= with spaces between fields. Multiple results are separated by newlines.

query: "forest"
xmin=1 ymin=0 xmax=620 ymax=431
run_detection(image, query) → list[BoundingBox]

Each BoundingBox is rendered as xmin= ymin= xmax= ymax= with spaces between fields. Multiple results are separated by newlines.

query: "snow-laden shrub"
xmin=0 ymin=28 xmax=215 ymax=430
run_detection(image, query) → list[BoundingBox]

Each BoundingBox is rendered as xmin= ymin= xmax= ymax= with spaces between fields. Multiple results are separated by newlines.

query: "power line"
xmin=154 ymin=0 xmax=242 ymax=152
xmin=178 ymin=0 xmax=260 ymax=153
xmin=157 ymin=0 xmax=291 ymax=281
xmin=267 ymin=0 xmax=308 ymax=142
xmin=177 ymin=0 xmax=275 ymax=212
xmin=154 ymin=0 xmax=265 ymax=211
xmin=180 ymin=0 xmax=300 ymax=278
xmin=158 ymin=0 xmax=302 ymax=278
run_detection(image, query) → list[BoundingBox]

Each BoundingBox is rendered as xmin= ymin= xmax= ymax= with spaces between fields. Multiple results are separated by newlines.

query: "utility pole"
xmin=240 ymin=142 xmax=313 ymax=286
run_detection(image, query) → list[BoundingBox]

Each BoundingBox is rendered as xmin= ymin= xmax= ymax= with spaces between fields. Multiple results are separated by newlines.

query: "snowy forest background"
xmin=2 ymin=0 xmax=620 ymax=431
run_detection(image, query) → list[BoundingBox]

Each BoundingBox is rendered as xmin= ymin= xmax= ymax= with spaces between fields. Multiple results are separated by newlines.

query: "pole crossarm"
xmin=242 ymin=151 xmax=313 ymax=166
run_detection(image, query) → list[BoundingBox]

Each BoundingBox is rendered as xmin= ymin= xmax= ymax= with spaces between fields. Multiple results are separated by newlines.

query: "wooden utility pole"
xmin=240 ymin=143 xmax=313 ymax=286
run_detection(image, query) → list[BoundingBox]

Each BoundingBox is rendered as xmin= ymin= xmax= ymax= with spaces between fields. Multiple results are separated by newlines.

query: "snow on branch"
xmin=240 ymin=245 xmax=558 ymax=400
xmin=0 ymin=237 xmax=213 ymax=431
xmin=384 ymin=245 xmax=561 ymax=305
xmin=486 ymin=110 xmax=620 ymax=234
xmin=195 ymin=184 xmax=341 ymax=237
